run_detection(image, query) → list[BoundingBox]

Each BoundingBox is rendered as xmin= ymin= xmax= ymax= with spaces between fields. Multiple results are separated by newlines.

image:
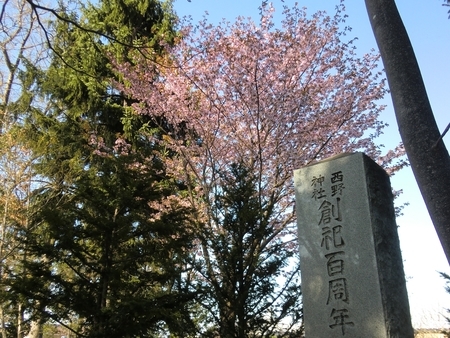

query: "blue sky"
xmin=172 ymin=0 xmax=450 ymax=328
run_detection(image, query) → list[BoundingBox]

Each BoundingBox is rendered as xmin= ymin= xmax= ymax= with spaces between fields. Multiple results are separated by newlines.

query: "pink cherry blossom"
xmin=116 ymin=3 xmax=405 ymax=233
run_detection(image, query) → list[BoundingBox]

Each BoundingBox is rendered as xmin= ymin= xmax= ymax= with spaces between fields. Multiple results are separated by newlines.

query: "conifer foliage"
xmin=197 ymin=164 xmax=303 ymax=336
xmin=5 ymin=0 xmax=198 ymax=337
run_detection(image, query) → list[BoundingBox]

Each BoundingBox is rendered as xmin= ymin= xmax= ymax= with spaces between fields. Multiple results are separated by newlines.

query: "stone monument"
xmin=293 ymin=152 xmax=414 ymax=337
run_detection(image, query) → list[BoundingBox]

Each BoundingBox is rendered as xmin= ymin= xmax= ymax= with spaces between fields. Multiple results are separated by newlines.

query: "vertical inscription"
xmin=310 ymin=171 xmax=353 ymax=335
xmin=295 ymin=153 xmax=414 ymax=337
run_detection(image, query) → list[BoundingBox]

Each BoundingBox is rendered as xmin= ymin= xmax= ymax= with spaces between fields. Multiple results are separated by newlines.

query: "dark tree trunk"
xmin=365 ymin=0 xmax=450 ymax=265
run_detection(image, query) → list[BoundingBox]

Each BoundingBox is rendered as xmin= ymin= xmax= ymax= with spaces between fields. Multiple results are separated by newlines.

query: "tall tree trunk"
xmin=364 ymin=0 xmax=450 ymax=265
xmin=0 ymin=198 xmax=8 ymax=338
xmin=17 ymin=303 xmax=24 ymax=338
xmin=0 ymin=306 xmax=6 ymax=338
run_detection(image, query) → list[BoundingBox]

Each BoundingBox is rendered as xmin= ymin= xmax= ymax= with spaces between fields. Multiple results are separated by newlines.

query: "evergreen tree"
xmin=15 ymin=113 xmax=196 ymax=337
xmin=6 ymin=1 xmax=198 ymax=336
xmin=197 ymin=163 xmax=303 ymax=337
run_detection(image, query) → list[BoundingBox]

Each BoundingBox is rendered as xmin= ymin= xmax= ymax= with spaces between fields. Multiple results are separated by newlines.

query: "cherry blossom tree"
xmin=117 ymin=3 xmax=405 ymax=335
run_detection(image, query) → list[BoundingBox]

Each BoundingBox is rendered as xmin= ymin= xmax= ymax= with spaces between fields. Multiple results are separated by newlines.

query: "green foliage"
xmin=87 ymin=0 xmax=176 ymax=53
xmin=195 ymin=163 xmax=303 ymax=337
xmin=2 ymin=0 xmax=199 ymax=337
xmin=11 ymin=112 xmax=197 ymax=337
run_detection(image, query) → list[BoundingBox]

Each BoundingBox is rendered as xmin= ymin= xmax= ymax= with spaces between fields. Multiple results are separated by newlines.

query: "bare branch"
xmin=432 ymin=121 xmax=450 ymax=149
